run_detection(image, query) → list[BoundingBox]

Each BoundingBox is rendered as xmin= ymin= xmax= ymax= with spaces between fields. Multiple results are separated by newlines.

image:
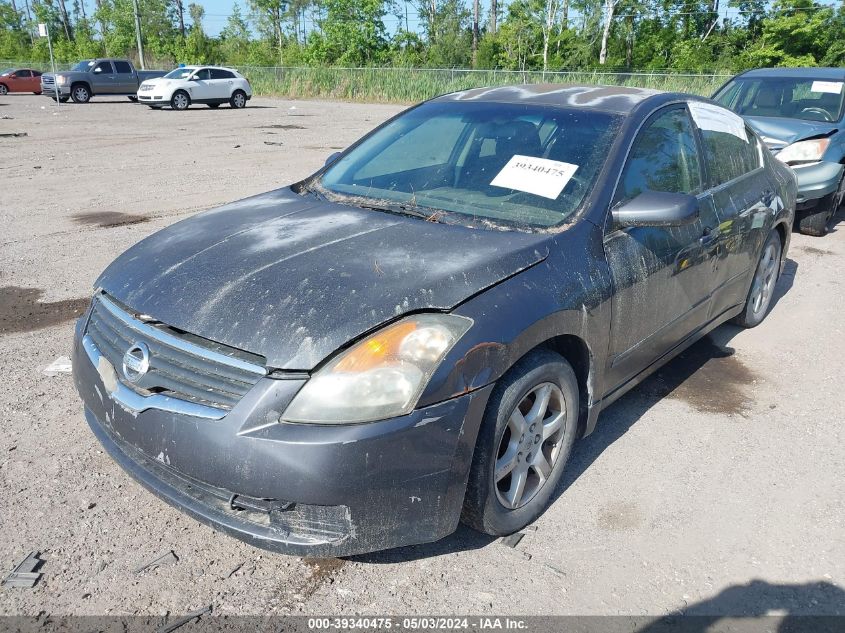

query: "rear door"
xmin=29 ymin=70 xmax=42 ymax=92
xmin=209 ymin=69 xmax=235 ymax=100
xmin=603 ymin=105 xmax=721 ymax=390
xmin=689 ymin=102 xmax=775 ymax=317
xmin=113 ymin=60 xmax=136 ymax=93
xmin=90 ymin=60 xmax=116 ymax=94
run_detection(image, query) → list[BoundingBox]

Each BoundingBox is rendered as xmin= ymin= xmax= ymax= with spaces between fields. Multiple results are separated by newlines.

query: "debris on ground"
xmin=3 ymin=551 xmax=44 ymax=588
xmin=226 ymin=563 xmax=243 ymax=578
xmin=0 ymin=132 xmax=27 ymax=138
xmin=157 ymin=605 xmax=212 ymax=633
xmin=134 ymin=550 xmax=179 ymax=574
xmin=43 ymin=356 xmax=72 ymax=376
xmin=500 ymin=533 xmax=525 ymax=548
xmin=263 ymin=141 xmax=284 ymax=146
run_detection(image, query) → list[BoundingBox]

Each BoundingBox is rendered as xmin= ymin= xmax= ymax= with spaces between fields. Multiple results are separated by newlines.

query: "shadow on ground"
xmin=636 ymin=580 xmax=845 ymax=632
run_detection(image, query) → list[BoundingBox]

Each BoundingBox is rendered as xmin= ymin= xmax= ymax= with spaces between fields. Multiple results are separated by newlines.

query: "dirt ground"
xmin=0 ymin=94 xmax=843 ymax=619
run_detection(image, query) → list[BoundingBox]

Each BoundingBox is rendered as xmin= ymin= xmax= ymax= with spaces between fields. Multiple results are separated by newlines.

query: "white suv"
xmin=138 ymin=65 xmax=252 ymax=110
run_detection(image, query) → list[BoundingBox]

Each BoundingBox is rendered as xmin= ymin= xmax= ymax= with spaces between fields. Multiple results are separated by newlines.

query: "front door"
xmin=90 ymin=60 xmax=116 ymax=94
xmin=603 ymin=105 xmax=720 ymax=391
xmin=187 ymin=68 xmax=214 ymax=101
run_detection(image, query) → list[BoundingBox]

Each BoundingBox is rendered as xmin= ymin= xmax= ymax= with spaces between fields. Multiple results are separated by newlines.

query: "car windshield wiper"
xmin=357 ymin=201 xmax=448 ymax=222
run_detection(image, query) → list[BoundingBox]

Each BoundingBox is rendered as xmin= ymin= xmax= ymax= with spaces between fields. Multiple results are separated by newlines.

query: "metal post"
xmin=41 ymin=23 xmax=59 ymax=107
xmin=132 ymin=0 xmax=146 ymax=70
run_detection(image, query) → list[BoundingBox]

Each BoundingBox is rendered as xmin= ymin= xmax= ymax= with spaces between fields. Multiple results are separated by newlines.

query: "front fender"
xmin=418 ymin=221 xmax=613 ymax=434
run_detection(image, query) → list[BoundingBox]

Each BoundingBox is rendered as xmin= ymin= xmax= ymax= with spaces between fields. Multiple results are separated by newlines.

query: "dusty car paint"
xmin=74 ymin=85 xmax=797 ymax=555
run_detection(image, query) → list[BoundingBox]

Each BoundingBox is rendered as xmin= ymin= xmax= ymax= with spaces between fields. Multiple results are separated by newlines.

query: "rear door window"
xmin=114 ymin=61 xmax=133 ymax=74
xmin=614 ymin=107 xmax=703 ymax=205
xmin=210 ymin=69 xmax=235 ymax=80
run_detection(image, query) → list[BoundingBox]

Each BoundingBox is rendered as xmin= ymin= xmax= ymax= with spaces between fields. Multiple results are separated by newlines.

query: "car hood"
xmin=96 ymin=188 xmax=550 ymax=369
xmin=744 ymin=116 xmax=838 ymax=151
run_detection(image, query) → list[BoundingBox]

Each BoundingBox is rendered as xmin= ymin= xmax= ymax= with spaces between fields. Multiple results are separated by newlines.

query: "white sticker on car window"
xmin=811 ymin=80 xmax=843 ymax=94
xmin=689 ymin=101 xmax=748 ymax=142
xmin=490 ymin=155 xmax=578 ymax=200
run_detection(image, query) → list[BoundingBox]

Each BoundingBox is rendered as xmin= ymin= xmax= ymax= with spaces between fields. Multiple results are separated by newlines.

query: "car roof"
xmin=737 ymin=67 xmax=845 ymax=80
xmin=433 ymin=84 xmax=664 ymax=115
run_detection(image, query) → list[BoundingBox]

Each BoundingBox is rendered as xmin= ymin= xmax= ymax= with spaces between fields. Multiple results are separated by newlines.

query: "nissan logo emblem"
xmin=122 ymin=341 xmax=151 ymax=383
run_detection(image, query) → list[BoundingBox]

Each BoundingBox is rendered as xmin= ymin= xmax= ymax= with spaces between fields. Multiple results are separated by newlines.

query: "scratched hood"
xmin=744 ymin=116 xmax=837 ymax=151
xmin=96 ymin=188 xmax=549 ymax=369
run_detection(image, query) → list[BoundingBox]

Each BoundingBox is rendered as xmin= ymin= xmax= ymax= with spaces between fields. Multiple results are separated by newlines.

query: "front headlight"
xmin=56 ymin=75 xmax=67 ymax=85
xmin=281 ymin=314 xmax=472 ymax=424
xmin=777 ymin=138 xmax=830 ymax=165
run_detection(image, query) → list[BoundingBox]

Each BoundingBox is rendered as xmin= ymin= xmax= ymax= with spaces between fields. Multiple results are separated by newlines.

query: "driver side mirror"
xmin=612 ymin=191 xmax=699 ymax=228
xmin=9 ymin=74 xmax=16 ymax=78
xmin=325 ymin=151 xmax=342 ymax=167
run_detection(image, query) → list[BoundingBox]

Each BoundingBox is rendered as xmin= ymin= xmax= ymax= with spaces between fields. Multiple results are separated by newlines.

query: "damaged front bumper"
xmin=792 ymin=161 xmax=845 ymax=207
xmin=72 ymin=316 xmax=491 ymax=557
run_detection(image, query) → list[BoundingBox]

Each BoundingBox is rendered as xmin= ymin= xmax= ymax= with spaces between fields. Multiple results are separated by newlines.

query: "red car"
xmin=0 ymin=68 xmax=43 ymax=95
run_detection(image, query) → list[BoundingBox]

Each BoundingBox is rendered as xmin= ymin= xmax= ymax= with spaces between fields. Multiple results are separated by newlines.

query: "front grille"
xmin=41 ymin=75 xmax=54 ymax=86
xmin=85 ymin=293 xmax=266 ymax=412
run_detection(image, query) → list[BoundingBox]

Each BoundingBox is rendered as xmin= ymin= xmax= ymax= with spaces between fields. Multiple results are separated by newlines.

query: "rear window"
xmin=715 ymin=77 xmax=845 ymax=123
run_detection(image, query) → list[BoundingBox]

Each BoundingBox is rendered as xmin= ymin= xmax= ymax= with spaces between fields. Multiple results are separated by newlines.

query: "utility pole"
xmin=490 ymin=0 xmax=497 ymax=35
xmin=132 ymin=0 xmax=146 ymax=69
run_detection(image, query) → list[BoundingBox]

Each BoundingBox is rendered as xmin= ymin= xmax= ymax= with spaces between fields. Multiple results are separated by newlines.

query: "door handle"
xmin=699 ymin=227 xmax=718 ymax=246
xmin=761 ymin=189 xmax=775 ymax=206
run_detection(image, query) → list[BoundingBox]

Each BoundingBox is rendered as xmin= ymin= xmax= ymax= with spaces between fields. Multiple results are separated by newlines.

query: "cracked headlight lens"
xmin=281 ymin=314 xmax=472 ymax=424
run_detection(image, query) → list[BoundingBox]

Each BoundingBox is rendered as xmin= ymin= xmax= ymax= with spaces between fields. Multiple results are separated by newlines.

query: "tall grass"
xmin=241 ymin=66 xmax=732 ymax=103
xmin=1 ymin=61 xmax=731 ymax=103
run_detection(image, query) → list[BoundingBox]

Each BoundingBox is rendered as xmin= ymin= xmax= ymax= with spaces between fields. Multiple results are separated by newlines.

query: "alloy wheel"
xmin=0 ymin=85 xmax=7 ymax=95
xmin=494 ymin=382 xmax=567 ymax=510
xmin=232 ymin=92 xmax=246 ymax=108
xmin=749 ymin=239 xmax=781 ymax=316
xmin=73 ymin=86 xmax=89 ymax=102
xmin=172 ymin=92 xmax=189 ymax=110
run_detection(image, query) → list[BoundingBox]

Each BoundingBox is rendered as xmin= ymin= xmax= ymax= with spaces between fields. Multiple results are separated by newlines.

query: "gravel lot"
xmin=1 ymin=94 xmax=843 ymax=620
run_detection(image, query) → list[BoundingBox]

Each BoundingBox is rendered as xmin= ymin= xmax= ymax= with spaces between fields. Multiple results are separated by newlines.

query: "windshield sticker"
xmin=490 ymin=155 xmax=579 ymax=199
xmin=811 ymin=80 xmax=843 ymax=94
xmin=689 ymin=101 xmax=747 ymax=142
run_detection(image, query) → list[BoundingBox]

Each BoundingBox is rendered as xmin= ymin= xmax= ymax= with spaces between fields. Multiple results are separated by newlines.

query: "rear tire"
xmin=732 ymin=229 xmax=783 ymax=328
xmin=462 ymin=349 xmax=579 ymax=536
xmin=230 ymin=90 xmax=247 ymax=109
xmin=170 ymin=90 xmax=190 ymax=111
xmin=33 ymin=91 xmax=41 ymax=95
xmin=70 ymin=83 xmax=90 ymax=103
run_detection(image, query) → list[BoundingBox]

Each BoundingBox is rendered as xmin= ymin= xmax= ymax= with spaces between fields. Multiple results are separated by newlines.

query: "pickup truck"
xmin=41 ymin=59 xmax=166 ymax=103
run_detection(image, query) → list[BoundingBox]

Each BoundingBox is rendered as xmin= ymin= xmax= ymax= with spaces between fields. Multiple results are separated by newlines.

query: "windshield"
xmin=72 ymin=60 xmax=95 ymax=71
xmin=164 ymin=68 xmax=194 ymax=79
xmin=0 ymin=68 xmax=12 ymax=76
xmin=715 ymin=77 xmax=845 ymax=123
xmin=317 ymin=101 xmax=620 ymax=229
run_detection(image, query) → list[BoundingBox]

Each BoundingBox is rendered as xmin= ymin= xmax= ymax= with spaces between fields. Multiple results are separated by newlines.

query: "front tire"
xmin=128 ymin=95 xmax=138 ymax=102
xmin=732 ymin=229 xmax=783 ymax=328
xmin=230 ymin=90 xmax=247 ymax=109
xmin=462 ymin=349 xmax=579 ymax=536
xmin=170 ymin=90 xmax=190 ymax=111
xmin=70 ymin=83 xmax=90 ymax=103
xmin=796 ymin=194 xmax=836 ymax=237
xmin=0 ymin=84 xmax=8 ymax=95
